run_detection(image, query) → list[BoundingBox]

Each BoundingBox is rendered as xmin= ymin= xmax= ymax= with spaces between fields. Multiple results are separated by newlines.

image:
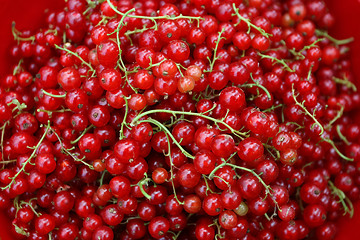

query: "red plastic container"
xmin=1 ymin=0 xmax=360 ymax=239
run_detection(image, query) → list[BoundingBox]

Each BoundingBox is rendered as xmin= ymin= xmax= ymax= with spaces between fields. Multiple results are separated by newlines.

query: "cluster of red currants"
xmin=1 ymin=0 xmax=360 ymax=239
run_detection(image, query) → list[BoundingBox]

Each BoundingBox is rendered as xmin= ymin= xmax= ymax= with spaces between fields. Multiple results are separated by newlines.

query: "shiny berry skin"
xmin=137 ymin=202 xmax=156 ymax=222
xmin=148 ymin=216 xmax=170 ymax=239
xmin=219 ymin=86 xmax=246 ymax=112
xmin=97 ymin=40 xmax=119 ymax=67
xmin=65 ymin=89 xmax=89 ymax=112
xmin=109 ymin=175 xmax=131 ymax=198
xmin=10 ymin=132 xmax=36 ymax=155
xmin=276 ymin=220 xmax=299 ymax=240
xmin=194 ymin=126 xmax=220 ymax=151
xmin=166 ymin=40 xmax=190 ymax=63
xmin=152 ymin=167 xmax=168 ymax=184
xmin=220 ymin=187 xmax=242 ymax=210
xmin=300 ymin=183 xmax=321 ymax=204
xmin=114 ymin=138 xmax=140 ymax=163
xmin=35 ymin=153 xmax=56 ymax=174
xmin=213 ymin=165 xmax=236 ymax=190
xmin=100 ymin=204 xmax=123 ymax=226
xmin=238 ymin=174 xmax=262 ymax=200
xmin=88 ymin=105 xmax=110 ymax=127
xmin=194 ymin=150 xmax=217 ymax=175
xmin=99 ymin=68 xmax=123 ymax=92
xmin=211 ymin=134 xmax=235 ymax=159
xmin=178 ymin=163 xmax=201 ymax=188
xmin=57 ymin=67 xmax=81 ymax=91
xmin=195 ymin=218 xmax=216 ymax=240
xmin=53 ymin=190 xmax=75 ymax=214
xmin=226 ymin=216 xmax=249 ymax=239
xmin=172 ymin=122 xmax=195 ymax=146
xmin=126 ymin=218 xmax=147 ymax=239
xmin=37 ymin=66 xmax=58 ymax=88
xmin=1 ymin=1 xmax=360 ymax=239
xmin=248 ymin=196 xmax=270 ymax=216
xmin=35 ymin=214 xmax=56 ymax=235
xmin=78 ymin=133 xmax=101 ymax=160
xmin=183 ymin=194 xmax=201 ymax=214
xmin=136 ymin=47 xmax=156 ymax=68
xmin=237 ymin=137 xmax=264 ymax=162
xmin=303 ymin=204 xmax=327 ymax=228
xmin=92 ymin=226 xmax=114 ymax=240
xmin=227 ymin=61 xmax=250 ymax=85
xmin=202 ymin=193 xmax=223 ymax=216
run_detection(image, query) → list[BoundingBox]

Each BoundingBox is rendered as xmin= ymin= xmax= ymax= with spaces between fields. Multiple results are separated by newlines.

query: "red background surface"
xmin=0 ymin=0 xmax=360 ymax=239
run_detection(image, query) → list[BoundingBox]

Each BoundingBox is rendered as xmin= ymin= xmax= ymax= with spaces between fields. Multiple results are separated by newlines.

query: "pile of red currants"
xmin=1 ymin=0 xmax=360 ymax=239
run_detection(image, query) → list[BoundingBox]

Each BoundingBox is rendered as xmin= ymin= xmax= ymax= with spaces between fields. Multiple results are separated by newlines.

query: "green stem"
xmin=124 ymin=24 xmax=153 ymax=37
xmin=263 ymin=104 xmax=284 ymax=113
xmin=321 ymin=137 xmax=353 ymax=161
xmin=70 ymin=125 xmax=94 ymax=144
xmin=119 ymin=97 xmax=130 ymax=140
xmin=9 ymin=99 xmax=27 ymax=113
xmin=13 ymin=223 xmax=29 ymax=237
xmin=138 ymin=178 xmax=152 ymax=200
xmin=106 ymin=0 xmax=203 ymax=31
xmin=291 ymin=85 xmax=324 ymax=135
xmin=306 ymin=65 xmax=313 ymax=81
xmin=114 ymin=8 xmax=135 ymax=72
xmin=54 ymin=44 xmax=95 ymax=76
xmin=138 ymin=118 xmax=194 ymax=159
xmin=146 ymin=59 xmax=166 ymax=70
xmin=209 ymin=161 xmax=273 ymax=197
xmin=1 ymin=122 xmax=8 ymax=164
xmin=332 ymin=77 xmax=357 ymax=92
xmin=164 ymin=132 xmax=184 ymax=205
xmin=244 ymin=73 xmax=272 ymax=100
xmin=13 ymin=59 xmax=24 ymax=75
xmin=288 ymin=38 xmax=325 ymax=59
xmin=257 ymin=52 xmax=294 ymax=72
xmin=326 ymin=104 xmax=344 ymax=128
xmin=227 ymin=163 xmax=273 ymax=196
xmin=1 ymin=122 xmax=50 ymax=190
xmin=208 ymin=152 xmax=237 ymax=179
xmin=11 ymin=22 xmax=35 ymax=42
xmin=99 ymin=170 xmax=107 ymax=186
xmin=205 ymin=28 xmax=226 ymax=73
xmin=202 ymin=175 xmax=215 ymax=195
xmin=328 ymin=180 xmax=354 ymax=217
xmin=50 ymin=126 xmax=95 ymax=169
xmin=315 ymin=29 xmax=354 ymax=45
xmin=336 ymin=125 xmax=350 ymax=146
xmin=111 ymin=9 xmax=139 ymax=94
xmin=20 ymin=199 xmax=40 ymax=217
xmin=37 ymin=108 xmax=72 ymax=116
xmin=131 ymin=108 xmax=248 ymax=139
xmin=0 ymin=159 xmax=17 ymax=164
xmin=175 ymin=63 xmax=185 ymax=77
xmin=42 ymin=89 xmax=66 ymax=98
xmin=232 ymin=3 xmax=271 ymax=38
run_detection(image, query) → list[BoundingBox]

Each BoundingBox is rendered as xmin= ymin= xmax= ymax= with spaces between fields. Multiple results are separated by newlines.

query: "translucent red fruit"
xmin=237 ymin=137 xmax=264 ymax=162
xmin=78 ymin=133 xmax=102 ymax=160
xmin=211 ymin=134 xmax=235 ymax=159
xmin=165 ymin=40 xmax=190 ymax=63
xmin=97 ymin=39 xmax=119 ymax=67
xmin=178 ymin=163 xmax=201 ymax=188
xmin=148 ymin=216 xmax=170 ymax=239
xmin=114 ymin=138 xmax=140 ymax=163
xmin=57 ymin=67 xmax=81 ymax=91
xmin=219 ymin=86 xmax=246 ymax=112
xmin=194 ymin=150 xmax=217 ymax=175
xmin=99 ymin=68 xmax=123 ymax=92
